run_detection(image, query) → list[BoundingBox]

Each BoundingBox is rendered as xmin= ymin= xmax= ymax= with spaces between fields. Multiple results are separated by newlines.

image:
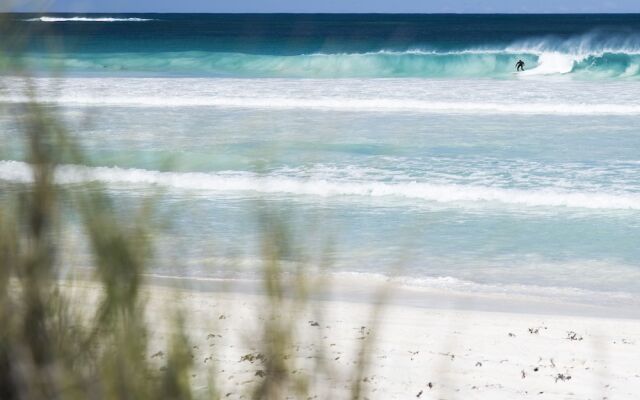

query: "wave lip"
xmin=1 ymin=161 xmax=639 ymax=211
xmin=24 ymin=16 xmax=154 ymax=22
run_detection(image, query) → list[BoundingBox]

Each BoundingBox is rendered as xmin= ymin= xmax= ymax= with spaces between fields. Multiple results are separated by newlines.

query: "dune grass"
xmin=0 ymin=40 xmax=381 ymax=400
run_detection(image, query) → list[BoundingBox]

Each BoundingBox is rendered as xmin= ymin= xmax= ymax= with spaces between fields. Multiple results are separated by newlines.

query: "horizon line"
xmin=5 ymin=11 xmax=640 ymax=15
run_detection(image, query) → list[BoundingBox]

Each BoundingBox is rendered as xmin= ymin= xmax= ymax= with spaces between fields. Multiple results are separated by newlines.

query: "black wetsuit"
xmin=516 ymin=60 xmax=525 ymax=71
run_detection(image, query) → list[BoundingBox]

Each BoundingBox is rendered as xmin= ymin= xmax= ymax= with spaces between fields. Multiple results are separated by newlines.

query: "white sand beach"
xmin=61 ymin=277 xmax=640 ymax=399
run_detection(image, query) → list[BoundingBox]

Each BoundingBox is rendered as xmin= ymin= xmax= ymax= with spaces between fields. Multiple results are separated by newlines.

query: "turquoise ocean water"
xmin=1 ymin=14 xmax=640 ymax=309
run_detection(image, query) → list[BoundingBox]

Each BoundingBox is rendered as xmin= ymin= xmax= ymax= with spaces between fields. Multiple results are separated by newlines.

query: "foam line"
xmin=2 ymin=95 xmax=640 ymax=115
xmin=24 ymin=17 xmax=154 ymax=22
xmin=1 ymin=161 xmax=639 ymax=210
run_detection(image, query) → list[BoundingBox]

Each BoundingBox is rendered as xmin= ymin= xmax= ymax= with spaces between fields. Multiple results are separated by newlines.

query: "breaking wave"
xmin=24 ymin=16 xmax=154 ymax=22
xmin=20 ymin=49 xmax=640 ymax=79
xmin=1 ymin=161 xmax=639 ymax=210
xmin=15 ymin=32 xmax=640 ymax=79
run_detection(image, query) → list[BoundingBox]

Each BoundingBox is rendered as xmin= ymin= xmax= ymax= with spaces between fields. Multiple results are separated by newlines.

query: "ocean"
xmin=1 ymin=14 xmax=640 ymax=310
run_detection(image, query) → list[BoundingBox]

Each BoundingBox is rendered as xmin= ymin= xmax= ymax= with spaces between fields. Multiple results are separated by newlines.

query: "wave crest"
xmin=10 ymin=28 xmax=640 ymax=78
xmin=20 ymin=49 xmax=640 ymax=79
xmin=24 ymin=16 xmax=154 ymax=22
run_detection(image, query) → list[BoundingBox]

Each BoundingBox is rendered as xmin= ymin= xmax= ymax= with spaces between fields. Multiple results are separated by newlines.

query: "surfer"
xmin=516 ymin=59 xmax=525 ymax=71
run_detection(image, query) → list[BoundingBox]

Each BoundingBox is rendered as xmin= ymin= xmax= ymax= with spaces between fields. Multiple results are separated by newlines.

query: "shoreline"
xmin=139 ymin=273 xmax=640 ymax=320
xmin=59 ymin=276 xmax=640 ymax=399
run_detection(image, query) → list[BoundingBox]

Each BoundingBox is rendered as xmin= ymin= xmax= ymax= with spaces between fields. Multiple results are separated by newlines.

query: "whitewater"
xmin=24 ymin=16 xmax=154 ymax=22
xmin=1 ymin=160 xmax=639 ymax=211
xmin=18 ymin=46 xmax=640 ymax=78
xmin=2 ymin=13 xmax=640 ymax=311
xmin=2 ymin=77 xmax=640 ymax=115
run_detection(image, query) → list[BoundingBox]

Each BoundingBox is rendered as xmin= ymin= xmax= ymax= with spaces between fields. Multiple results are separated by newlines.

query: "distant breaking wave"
xmin=20 ymin=49 xmax=640 ymax=79
xmin=11 ymin=32 xmax=640 ymax=78
xmin=24 ymin=16 xmax=154 ymax=22
xmin=1 ymin=161 xmax=639 ymax=210
xmin=8 ymin=25 xmax=640 ymax=78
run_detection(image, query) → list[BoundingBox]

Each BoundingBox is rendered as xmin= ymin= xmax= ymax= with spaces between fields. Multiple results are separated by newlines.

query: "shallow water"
xmin=1 ymin=14 xmax=639 ymax=310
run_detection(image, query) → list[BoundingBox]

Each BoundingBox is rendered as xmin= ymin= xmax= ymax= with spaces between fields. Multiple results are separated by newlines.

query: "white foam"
xmin=330 ymin=271 xmax=640 ymax=309
xmin=372 ymin=33 xmax=640 ymax=61
xmin=519 ymin=52 xmax=581 ymax=76
xmin=24 ymin=17 xmax=154 ymax=22
xmin=1 ymin=161 xmax=639 ymax=210
xmin=506 ymin=31 xmax=640 ymax=57
xmin=4 ymin=76 xmax=640 ymax=116
xmin=4 ymin=94 xmax=640 ymax=116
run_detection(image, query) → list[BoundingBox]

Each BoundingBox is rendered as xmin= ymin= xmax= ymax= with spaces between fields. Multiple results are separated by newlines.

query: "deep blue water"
xmin=5 ymin=13 xmax=640 ymax=78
